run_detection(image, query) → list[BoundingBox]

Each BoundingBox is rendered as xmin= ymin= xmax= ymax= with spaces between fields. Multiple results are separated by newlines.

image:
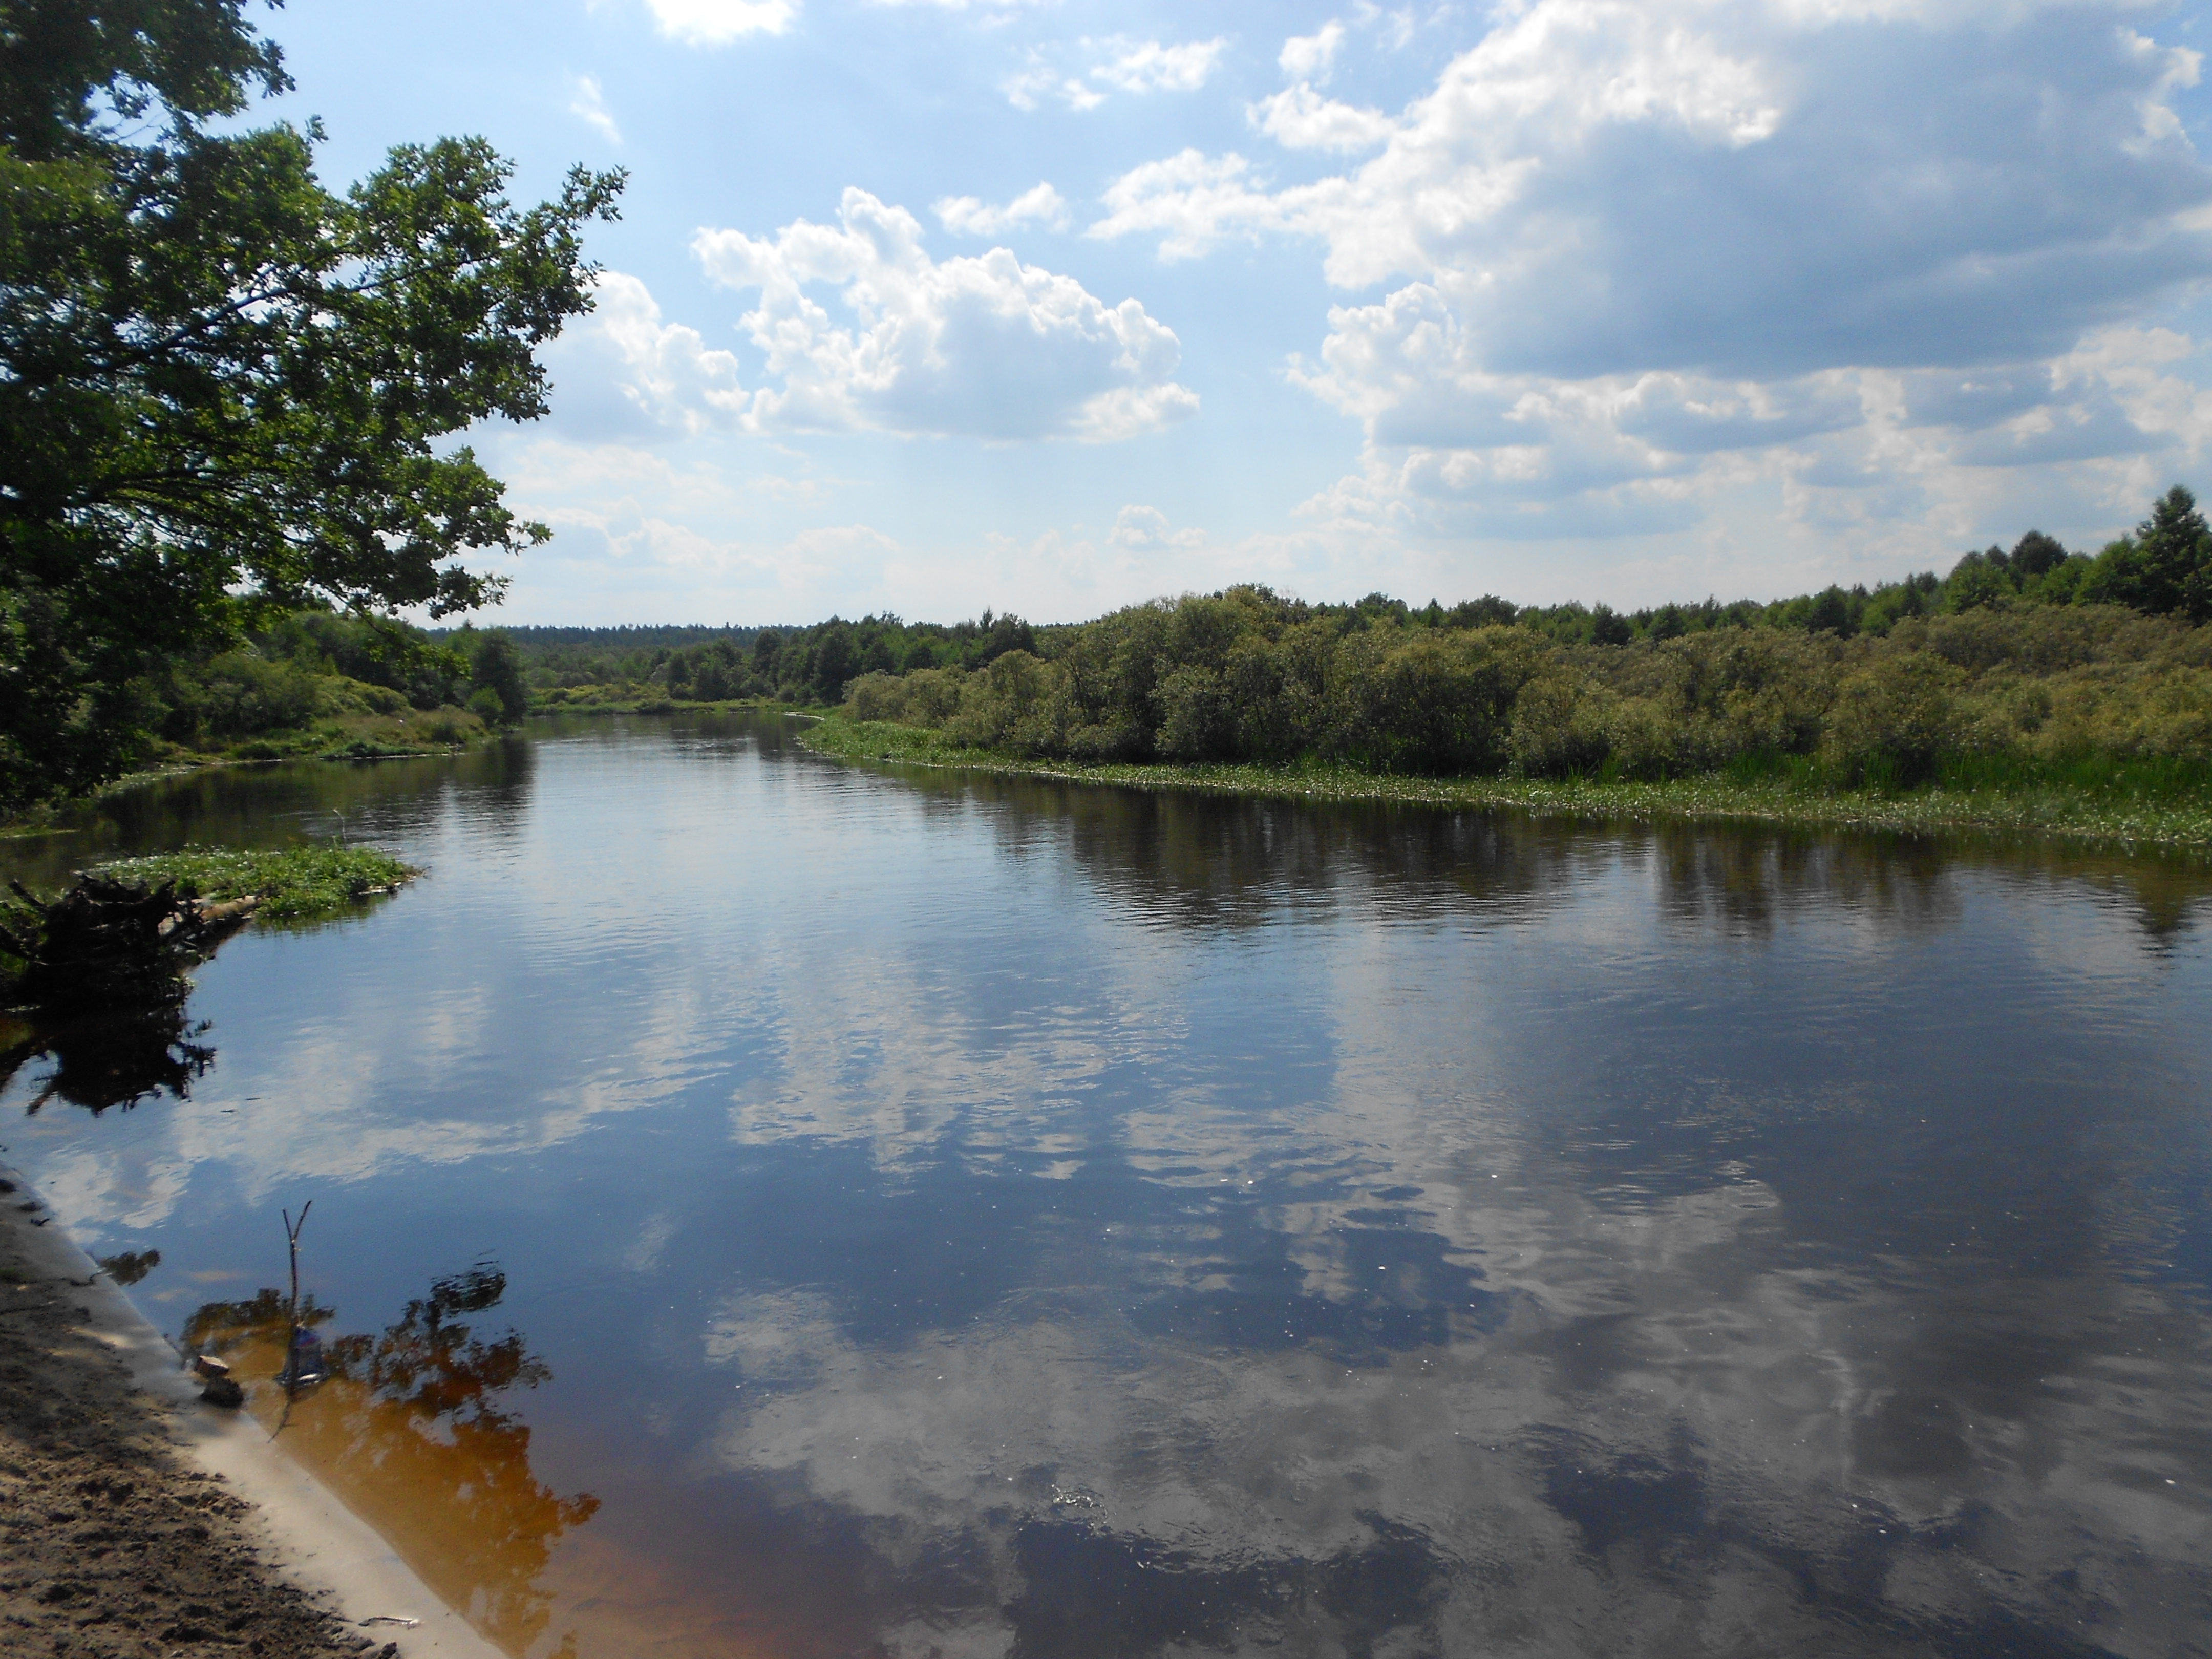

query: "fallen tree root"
xmin=2 ymin=874 xmax=258 ymax=1013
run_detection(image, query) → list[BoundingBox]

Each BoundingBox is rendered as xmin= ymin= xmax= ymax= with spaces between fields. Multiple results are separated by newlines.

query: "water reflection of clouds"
xmin=727 ymin=896 xmax=1197 ymax=1173
xmin=673 ymin=772 xmax=2212 ymax=1649
xmin=691 ymin=1169 xmax=2211 ymax=1654
xmin=11 ymin=720 xmax=2212 ymax=1654
xmin=25 ymin=954 xmax=762 ymax=1235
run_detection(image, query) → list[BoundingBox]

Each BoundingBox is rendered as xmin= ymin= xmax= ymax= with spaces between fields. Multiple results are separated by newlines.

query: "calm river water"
xmin=4 ymin=712 xmax=2209 ymax=1658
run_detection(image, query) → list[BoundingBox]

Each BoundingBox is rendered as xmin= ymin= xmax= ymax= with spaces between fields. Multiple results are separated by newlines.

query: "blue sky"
xmin=261 ymin=0 xmax=2212 ymax=623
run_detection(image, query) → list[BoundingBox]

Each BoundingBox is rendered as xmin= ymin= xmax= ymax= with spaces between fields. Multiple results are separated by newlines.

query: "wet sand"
xmin=0 ymin=1165 xmax=502 ymax=1659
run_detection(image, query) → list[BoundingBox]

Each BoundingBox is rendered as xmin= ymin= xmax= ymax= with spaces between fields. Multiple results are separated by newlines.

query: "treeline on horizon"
xmin=61 ymin=484 xmax=2212 ymax=802
xmin=494 ymin=487 xmax=2212 ymax=721
xmin=825 ymin=486 xmax=2212 ymax=793
xmin=502 ymin=613 xmax=1041 ymax=707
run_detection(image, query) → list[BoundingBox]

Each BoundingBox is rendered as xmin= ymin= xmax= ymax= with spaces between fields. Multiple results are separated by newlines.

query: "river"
xmin=4 ymin=711 xmax=2208 ymax=1658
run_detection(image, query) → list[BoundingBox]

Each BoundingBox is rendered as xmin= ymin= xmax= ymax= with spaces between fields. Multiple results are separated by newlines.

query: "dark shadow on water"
xmin=1531 ymin=1426 xmax=1711 ymax=1567
xmin=1650 ymin=822 xmax=1961 ymax=939
xmin=1525 ymin=1428 xmax=2129 ymax=1658
xmin=883 ymin=769 xmax=1613 ymax=935
xmin=852 ymin=743 xmax=2212 ymax=950
xmin=0 ymin=737 xmax=538 ymax=891
xmin=0 ymin=1007 xmax=214 ymax=1113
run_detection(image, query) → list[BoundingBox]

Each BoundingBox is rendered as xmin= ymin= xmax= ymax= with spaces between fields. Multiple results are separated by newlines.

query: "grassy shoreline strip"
xmin=800 ymin=715 xmax=2212 ymax=853
xmin=84 ymin=845 xmax=421 ymax=922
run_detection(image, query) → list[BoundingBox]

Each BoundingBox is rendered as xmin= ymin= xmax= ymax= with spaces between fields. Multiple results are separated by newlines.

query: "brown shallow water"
xmin=4 ymin=710 xmax=2210 ymax=1658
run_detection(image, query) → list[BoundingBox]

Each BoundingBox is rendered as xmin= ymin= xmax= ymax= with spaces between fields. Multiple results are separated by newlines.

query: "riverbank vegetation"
xmin=94 ymin=613 xmax=530 ymax=777
xmin=802 ymin=716 xmax=2212 ymax=848
xmin=800 ymin=490 xmax=2212 ymax=849
xmin=1 ymin=845 xmax=418 ymax=1008
xmin=495 ymin=611 xmax=1045 ymax=711
xmin=1 ymin=844 xmax=419 ymax=1112
xmin=84 ymin=846 xmax=418 ymax=923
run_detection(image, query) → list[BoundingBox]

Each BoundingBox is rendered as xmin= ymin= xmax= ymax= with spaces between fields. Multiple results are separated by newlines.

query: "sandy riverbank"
xmin=0 ymin=1163 xmax=502 ymax=1659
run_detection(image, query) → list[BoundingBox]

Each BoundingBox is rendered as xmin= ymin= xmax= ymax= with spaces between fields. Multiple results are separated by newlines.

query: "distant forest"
xmin=488 ymin=486 xmax=2212 ymax=736
xmin=62 ymin=485 xmax=2212 ymax=802
xmin=816 ymin=486 xmax=2212 ymax=793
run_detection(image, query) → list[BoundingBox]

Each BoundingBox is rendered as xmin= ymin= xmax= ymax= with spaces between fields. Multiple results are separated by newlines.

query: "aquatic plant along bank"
xmin=82 ymin=845 xmax=421 ymax=922
xmin=0 ymin=845 xmax=420 ymax=1044
xmin=801 ymin=710 xmax=2212 ymax=851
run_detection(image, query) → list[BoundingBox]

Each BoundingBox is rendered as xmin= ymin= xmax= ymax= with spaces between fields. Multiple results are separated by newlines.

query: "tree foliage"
xmin=2078 ymin=485 xmax=2212 ymax=622
xmin=512 ymin=610 xmax=1043 ymax=709
xmin=0 ymin=0 xmax=622 ymax=810
xmin=841 ymin=593 xmax=2212 ymax=791
xmin=825 ymin=482 xmax=2212 ymax=791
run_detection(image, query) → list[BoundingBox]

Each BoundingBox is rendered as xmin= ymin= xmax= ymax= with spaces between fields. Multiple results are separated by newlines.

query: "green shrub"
xmin=1508 ymin=673 xmax=1613 ymax=776
xmin=903 ymin=669 xmax=968 ymax=726
xmin=1156 ymin=664 xmax=1235 ymax=760
xmin=1605 ymin=694 xmax=1682 ymax=780
xmin=172 ymin=652 xmax=328 ymax=740
xmin=1326 ymin=628 xmax=1535 ymax=773
xmin=945 ymin=651 xmax=1057 ymax=751
xmin=1824 ymin=655 xmax=1965 ymax=785
xmin=844 ymin=672 xmax=909 ymax=723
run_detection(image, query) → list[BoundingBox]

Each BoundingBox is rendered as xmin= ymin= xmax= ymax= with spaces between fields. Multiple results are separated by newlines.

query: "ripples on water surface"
xmin=4 ymin=712 xmax=2209 ymax=1658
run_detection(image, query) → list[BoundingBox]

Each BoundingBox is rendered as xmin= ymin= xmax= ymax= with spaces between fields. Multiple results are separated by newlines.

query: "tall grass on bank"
xmin=801 ymin=713 xmax=2212 ymax=852
xmin=85 ymin=846 xmax=420 ymax=922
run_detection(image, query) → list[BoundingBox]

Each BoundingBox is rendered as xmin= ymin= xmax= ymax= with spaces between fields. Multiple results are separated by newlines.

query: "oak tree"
xmin=0 ymin=0 xmax=623 ymax=807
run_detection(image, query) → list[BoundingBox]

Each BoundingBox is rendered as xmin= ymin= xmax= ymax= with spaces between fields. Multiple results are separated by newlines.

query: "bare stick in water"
xmin=275 ymin=1201 xmax=312 ymax=1434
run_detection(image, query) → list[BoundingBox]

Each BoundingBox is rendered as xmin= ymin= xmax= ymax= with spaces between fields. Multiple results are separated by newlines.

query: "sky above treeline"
xmin=265 ymin=0 xmax=2212 ymax=624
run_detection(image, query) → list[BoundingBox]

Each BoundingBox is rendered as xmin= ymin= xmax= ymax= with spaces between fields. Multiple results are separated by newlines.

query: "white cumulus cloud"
xmin=692 ymin=188 xmax=1198 ymax=441
xmin=1093 ymin=0 xmax=2212 ymax=544
xmin=1108 ymin=504 xmax=1206 ymax=550
xmin=637 ymin=0 xmax=796 ymax=44
xmin=933 ymin=182 xmax=1071 ymax=237
xmin=1003 ymin=55 xmax=1107 ymax=112
xmin=1004 ymin=36 xmax=1227 ymax=110
xmin=1091 ymin=151 xmax=1305 ymax=263
xmin=1252 ymin=84 xmax=1397 ymax=153
xmin=542 ymin=271 xmax=749 ymax=441
xmin=1089 ymin=37 xmax=1227 ymax=95
xmin=1280 ymin=20 xmax=1346 ymax=83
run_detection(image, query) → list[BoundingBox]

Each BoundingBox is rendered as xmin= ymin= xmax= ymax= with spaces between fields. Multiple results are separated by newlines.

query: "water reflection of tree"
xmin=1648 ymin=821 xmax=2212 ymax=945
xmin=907 ymin=773 xmax=1605 ymax=934
xmin=183 ymin=1286 xmax=339 ymax=1354
xmin=1648 ymin=823 xmax=1961 ymax=939
xmin=0 ymin=1007 xmax=215 ymax=1113
xmin=891 ymin=764 xmax=2212 ymax=947
xmin=0 ymin=738 xmax=536 ymax=894
xmin=182 ymin=1262 xmax=596 ymax=1658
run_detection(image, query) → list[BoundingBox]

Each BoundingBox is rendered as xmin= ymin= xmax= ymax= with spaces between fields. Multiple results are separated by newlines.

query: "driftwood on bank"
xmin=1 ymin=875 xmax=259 ymax=1012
